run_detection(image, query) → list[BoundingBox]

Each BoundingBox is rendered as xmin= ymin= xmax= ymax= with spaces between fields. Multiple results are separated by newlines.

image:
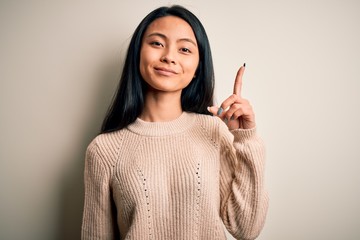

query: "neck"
xmin=140 ymin=90 xmax=183 ymax=122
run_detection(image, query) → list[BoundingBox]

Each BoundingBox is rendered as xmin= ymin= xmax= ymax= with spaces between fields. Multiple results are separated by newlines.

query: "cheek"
xmin=184 ymin=58 xmax=199 ymax=75
xmin=139 ymin=47 xmax=157 ymax=75
xmin=139 ymin=51 xmax=149 ymax=78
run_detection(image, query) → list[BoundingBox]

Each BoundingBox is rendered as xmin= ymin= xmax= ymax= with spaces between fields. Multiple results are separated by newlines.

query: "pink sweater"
xmin=81 ymin=112 xmax=268 ymax=240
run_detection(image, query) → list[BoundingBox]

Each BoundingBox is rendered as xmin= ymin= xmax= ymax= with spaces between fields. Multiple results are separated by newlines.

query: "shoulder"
xmin=86 ymin=129 xmax=125 ymax=164
xmin=192 ymin=112 xmax=221 ymax=129
xmin=193 ymin=113 xmax=231 ymax=133
xmin=194 ymin=113 xmax=238 ymax=145
xmin=191 ymin=113 xmax=232 ymax=145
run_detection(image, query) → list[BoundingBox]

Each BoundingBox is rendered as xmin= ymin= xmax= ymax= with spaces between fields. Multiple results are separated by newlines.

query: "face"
xmin=140 ymin=16 xmax=199 ymax=94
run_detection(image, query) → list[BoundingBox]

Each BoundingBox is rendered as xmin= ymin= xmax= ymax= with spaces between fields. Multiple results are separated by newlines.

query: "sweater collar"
xmin=127 ymin=111 xmax=195 ymax=136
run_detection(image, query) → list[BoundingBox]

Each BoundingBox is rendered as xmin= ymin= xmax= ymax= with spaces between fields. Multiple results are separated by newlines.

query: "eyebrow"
xmin=146 ymin=32 xmax=198 ymax=47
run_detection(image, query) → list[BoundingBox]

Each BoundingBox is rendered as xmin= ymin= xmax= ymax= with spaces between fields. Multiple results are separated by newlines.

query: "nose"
xmin=160 ymin=49 xmax=176 ymax=64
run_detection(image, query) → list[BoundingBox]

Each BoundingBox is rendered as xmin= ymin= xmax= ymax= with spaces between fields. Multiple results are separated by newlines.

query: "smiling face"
xmin=140 ymin=16 xmax=199 ymax=94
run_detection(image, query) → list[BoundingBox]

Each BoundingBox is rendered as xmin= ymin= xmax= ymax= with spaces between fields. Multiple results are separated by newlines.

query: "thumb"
xmin=207 ymin=106 xmax=222 ymax=116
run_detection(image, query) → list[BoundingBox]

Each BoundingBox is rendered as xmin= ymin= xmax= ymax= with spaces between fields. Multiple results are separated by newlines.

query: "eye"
xmin=180 ymin=47 xmax=191 ymax=53
xmin=150 ymin=41 xmax=164 ymax=47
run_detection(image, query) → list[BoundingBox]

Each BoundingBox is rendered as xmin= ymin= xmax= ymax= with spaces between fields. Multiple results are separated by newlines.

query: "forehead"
xmin=144 ymin=16 xmax=196 ymax=40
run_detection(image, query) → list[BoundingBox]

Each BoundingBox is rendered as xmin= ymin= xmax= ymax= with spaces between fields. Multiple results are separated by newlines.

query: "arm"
xmin=81 ymin=139 xmax=119 ymax=240
xmin=219 ymin=125 xmax=268 ymax=240
xmin=208 ymin=65 xmax=268 ymax=239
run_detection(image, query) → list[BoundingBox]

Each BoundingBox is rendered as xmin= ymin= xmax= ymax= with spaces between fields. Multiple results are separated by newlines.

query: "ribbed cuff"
xmin=230 ymin=127 xmax=257 ymax=142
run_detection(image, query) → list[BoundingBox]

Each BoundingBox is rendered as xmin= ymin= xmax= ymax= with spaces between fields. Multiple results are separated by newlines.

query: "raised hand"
xmin=208 ymin=64 xmax=256 ymax=130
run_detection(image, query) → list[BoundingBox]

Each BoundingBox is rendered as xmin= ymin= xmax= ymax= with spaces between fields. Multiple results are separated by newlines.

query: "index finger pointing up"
xmin=233 ymin=63 xmax=246 ymax=97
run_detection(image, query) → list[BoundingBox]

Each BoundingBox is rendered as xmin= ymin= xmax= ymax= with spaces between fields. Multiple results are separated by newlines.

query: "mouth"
xmin=154 ymin=67 xmax=178 ymax=76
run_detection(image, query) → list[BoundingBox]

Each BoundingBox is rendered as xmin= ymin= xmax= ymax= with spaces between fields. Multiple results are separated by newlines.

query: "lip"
xmin=154 ymin=67 xmax=178 ymax=76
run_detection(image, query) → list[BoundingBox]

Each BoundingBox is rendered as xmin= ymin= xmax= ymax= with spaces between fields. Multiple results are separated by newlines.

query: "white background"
xmin=1 ymin=1 xmax=359 ymax=239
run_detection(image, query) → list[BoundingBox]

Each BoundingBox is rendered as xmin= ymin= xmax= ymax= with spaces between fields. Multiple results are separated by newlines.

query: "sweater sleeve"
xmin=219 ymin=122 xmax=269 ymax=240
xmin=81 ymin=139 xmax=119 ymax=240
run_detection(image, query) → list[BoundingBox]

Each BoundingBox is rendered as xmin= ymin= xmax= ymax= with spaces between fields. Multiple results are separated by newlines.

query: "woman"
xmin=82 ymin=5 xmax=268 ymax=240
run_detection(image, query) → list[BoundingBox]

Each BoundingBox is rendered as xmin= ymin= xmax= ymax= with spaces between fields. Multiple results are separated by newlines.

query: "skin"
xmin=208 ymin=65 xmax=256 ymax=130
xmin=139 ymin=16 xmax=199 ymax=122
xmin=139 ymin=16 xmax=256 ymax=130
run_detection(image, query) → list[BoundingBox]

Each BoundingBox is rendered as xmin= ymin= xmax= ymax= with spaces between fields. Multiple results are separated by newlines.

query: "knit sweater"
xmin=81 ymin=112 xmax=268 ymax=240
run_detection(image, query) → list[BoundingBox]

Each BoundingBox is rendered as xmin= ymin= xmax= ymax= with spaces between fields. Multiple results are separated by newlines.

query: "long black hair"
xmin=101 ymin=5 xmax=215 ymax=133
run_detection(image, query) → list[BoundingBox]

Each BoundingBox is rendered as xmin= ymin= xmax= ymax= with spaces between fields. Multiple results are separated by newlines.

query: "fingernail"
xmin=243 ymin=63 xmax=246 ymax=67
xmin=207 ymin=106 xmax=211 ymax=112
xmin=217 ymin=107 xmax=223 ymax=115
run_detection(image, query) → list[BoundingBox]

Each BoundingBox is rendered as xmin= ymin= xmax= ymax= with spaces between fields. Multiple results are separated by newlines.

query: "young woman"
xmin=82 ymin=5 xmax=268 ymax=240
